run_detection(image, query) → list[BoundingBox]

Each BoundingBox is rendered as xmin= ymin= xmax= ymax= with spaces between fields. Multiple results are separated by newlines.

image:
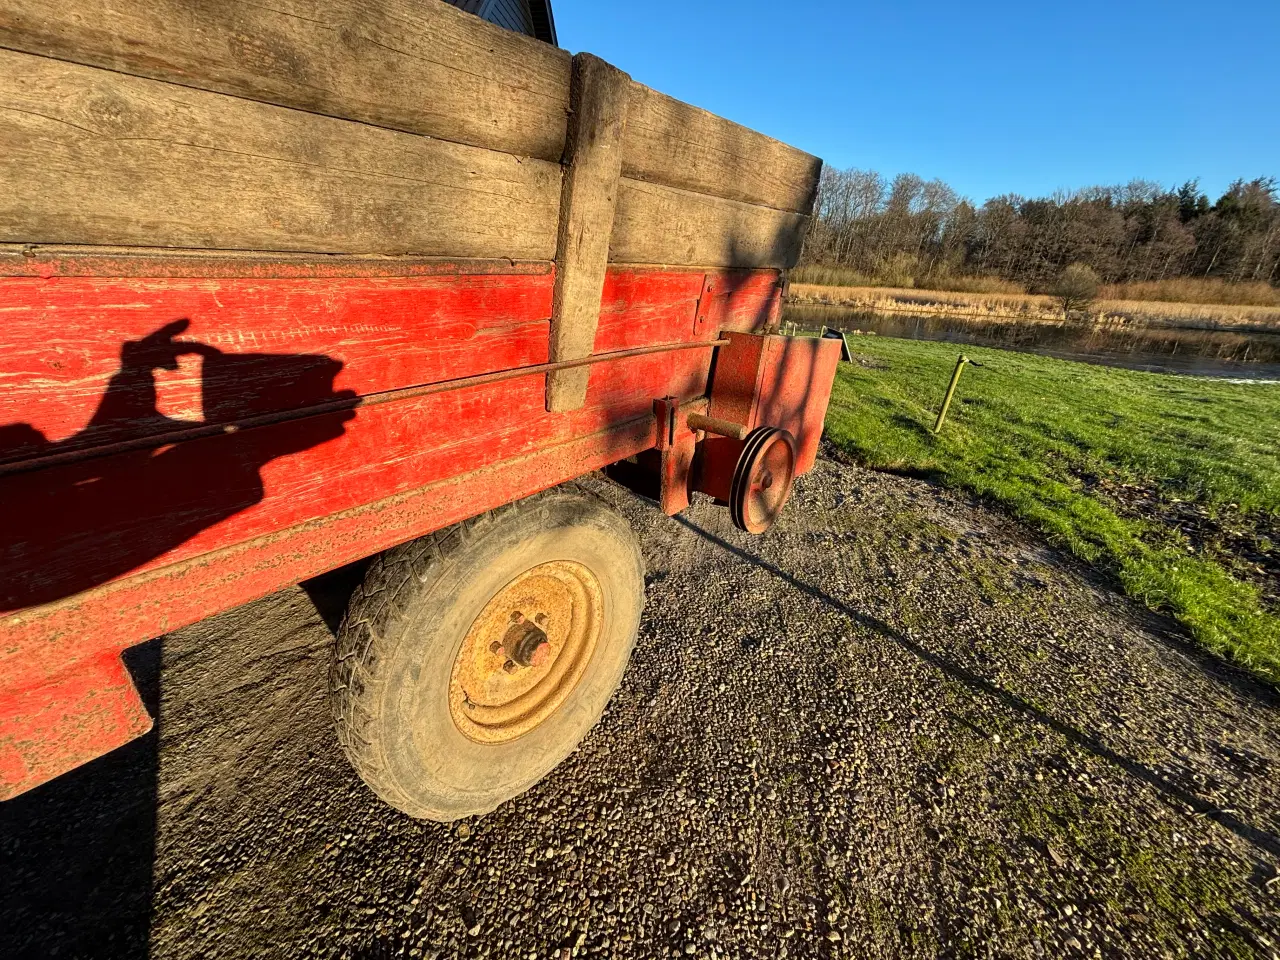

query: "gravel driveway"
xmin=4 ymin=457 xmax=1279 ymax=959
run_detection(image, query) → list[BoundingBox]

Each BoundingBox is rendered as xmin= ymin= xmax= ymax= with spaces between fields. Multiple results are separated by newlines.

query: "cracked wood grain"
xmin=0 ymin=0 xmax=572 ymax=160
xmin=0 ymin=50 xmax=561 ymax=258
xmin=546 ymin=54 xmax=630 ymax=413
xmin=609 ymin=179 xmax=810 ymax=269
xmin=623 ymin=82 xmax=821 ymax=214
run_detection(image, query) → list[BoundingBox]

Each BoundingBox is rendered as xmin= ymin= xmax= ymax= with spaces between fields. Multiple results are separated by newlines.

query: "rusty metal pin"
xmin=686 ymin=412 xmax=750 ymax=441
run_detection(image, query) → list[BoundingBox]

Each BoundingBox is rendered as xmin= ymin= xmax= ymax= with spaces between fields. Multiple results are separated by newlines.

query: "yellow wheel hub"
xmin=448 ymin=560 xmax=604 ymax=743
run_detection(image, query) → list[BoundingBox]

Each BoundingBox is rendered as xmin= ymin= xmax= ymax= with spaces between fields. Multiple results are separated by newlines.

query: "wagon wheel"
xmin=729 ymin=426 xmax=797 ymax=534
xmin=329 ymin=487 xmax=644 ymax=821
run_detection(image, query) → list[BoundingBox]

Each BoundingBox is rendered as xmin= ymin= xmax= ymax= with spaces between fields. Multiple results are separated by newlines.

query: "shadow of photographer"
xmin=0 ymin=318 xmax=358 ymax=612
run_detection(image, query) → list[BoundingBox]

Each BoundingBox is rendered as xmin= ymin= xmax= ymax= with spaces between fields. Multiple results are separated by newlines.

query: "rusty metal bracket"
xmin=650 ymin=396 xmax=710 ymax=516
xmin=693 ymin=273 xmax=719 ymax=336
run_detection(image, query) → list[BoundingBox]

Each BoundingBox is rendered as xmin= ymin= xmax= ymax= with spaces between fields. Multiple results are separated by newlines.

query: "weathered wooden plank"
xmin=0 ymin=51 xmax=561 ymax=257
xmin=0 ymin=0 xmax=571 ymax=160
xmin=546 ymin=54 xmax=631 ymax=413
xmin=609 ymin=179 xmax=809 ymax=269
xmin=623 ymin=83 xmax=822 ymax=213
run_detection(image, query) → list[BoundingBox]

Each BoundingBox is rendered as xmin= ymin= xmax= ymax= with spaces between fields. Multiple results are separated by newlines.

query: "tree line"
xmin=802 ymin=168 xmax=1280 ymax=289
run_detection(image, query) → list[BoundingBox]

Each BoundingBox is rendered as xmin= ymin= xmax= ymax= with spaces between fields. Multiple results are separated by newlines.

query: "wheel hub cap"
xmin=448 ymin=560 xmax=604 ymax=743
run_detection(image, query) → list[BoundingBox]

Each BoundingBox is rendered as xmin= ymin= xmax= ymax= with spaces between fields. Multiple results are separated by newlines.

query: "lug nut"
xmin=510 ymin=611 xmax=524 ymax=624
xmin=489 ymin=641 xmax=504 ymax=654
xmin=534 ymin=612 xmax=548 ymax=626
xmin=502 ymin=659 xmax=519 ymax=674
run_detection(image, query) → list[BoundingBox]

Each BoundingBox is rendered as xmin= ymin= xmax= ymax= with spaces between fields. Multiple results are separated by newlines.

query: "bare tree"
xmin=800 ymin=164 xmax=1280 ymax=296
xmin=1052 ymin=263 xmax=1101 ymax=318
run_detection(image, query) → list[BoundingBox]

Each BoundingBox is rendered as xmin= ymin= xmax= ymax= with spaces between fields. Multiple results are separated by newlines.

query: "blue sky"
xmin=552 ymin=0 xmax=1279 ymax=205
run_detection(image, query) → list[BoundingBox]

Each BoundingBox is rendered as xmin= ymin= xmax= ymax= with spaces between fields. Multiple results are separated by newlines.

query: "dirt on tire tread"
xmin=327 ymin=485 xmax=584 ymax=819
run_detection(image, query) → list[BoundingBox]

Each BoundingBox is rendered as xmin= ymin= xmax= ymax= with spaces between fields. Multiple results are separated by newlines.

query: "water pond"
xmin=784 ymin=304 xmax=1280 ymax=381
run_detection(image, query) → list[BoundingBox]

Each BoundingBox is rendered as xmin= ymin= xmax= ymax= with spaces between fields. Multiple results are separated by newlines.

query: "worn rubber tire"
xmin=329 ymin=487 xmax=645 ymax=821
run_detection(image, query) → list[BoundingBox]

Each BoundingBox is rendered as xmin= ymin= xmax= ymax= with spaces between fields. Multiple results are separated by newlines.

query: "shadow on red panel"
xmin=0 ymin=319 xmax=358 ymax=612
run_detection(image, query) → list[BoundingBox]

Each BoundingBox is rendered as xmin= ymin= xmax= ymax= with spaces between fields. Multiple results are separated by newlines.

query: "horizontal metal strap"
xmin=0 ymin=338 xmax=730 ymax=478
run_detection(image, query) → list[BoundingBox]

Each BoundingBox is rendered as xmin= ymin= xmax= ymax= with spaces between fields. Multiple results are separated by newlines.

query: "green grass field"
xmin=820 ymin=336 xmax=1280 ymax=684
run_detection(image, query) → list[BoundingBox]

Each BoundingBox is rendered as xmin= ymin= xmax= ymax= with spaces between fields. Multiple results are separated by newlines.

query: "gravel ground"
xmin=4 ymin=456 xmax=1280 ymax=960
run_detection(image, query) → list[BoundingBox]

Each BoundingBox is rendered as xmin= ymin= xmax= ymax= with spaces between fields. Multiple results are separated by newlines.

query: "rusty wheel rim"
xmin=448 ymin=560 xmax=604 ymax=744
xmin=730 ymin=426 xmax=797 ymax=534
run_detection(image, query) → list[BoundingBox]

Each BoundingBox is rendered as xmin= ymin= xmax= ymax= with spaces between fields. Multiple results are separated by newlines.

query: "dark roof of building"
xmin=527 ymin=0 xmax=557 ymax=45
xmin=441 ymin=0 xmax=557 ymax=46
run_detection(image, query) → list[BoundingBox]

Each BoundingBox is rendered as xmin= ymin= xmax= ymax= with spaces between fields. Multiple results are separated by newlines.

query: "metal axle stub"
xmin=729 ymin=426 xmax=797 ymax=534
xmin=502 ymin=619 xmax=551 ymax=667
xmin=686 ymin=412 xmax=750 ymax=441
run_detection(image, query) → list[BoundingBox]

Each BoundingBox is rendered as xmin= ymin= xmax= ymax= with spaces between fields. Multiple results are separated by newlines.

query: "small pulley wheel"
xmin=729 ymin=426 xmax=797 ymax=534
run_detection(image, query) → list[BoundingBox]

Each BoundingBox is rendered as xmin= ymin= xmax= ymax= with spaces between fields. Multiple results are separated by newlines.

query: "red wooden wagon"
xmin=0 ymin=0 xmax=838 ymax=819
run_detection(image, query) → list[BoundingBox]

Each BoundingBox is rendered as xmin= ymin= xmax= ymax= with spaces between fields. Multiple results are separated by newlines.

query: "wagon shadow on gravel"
xmin=817 ymin=441 xmax=1280 ymax=717
xmin=0 ymin=640 xmax=162 ymax=960
xmin=672 ymin=514 xmax=1280 ymax=863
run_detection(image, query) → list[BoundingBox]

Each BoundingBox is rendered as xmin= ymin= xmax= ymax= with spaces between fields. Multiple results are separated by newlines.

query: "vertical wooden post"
xmin=933 ymin=355 xmax=970 ymax=433
xmin=546 ymin=53 xmax=630 ymax=412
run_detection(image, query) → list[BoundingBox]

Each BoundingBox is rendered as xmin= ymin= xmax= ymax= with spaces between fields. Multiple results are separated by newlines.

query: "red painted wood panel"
xmin=0 ymin=263 xmax=781 ymax=674
xmin=0 ymin=650 xmax=152 ymax=800
xmin=0 ymin=250 xmax=555 ymax=280
xmin=0 ymin=273 xmax=554 ymax=459
xmin=591 ymin=268 xmax=781 ymax=353
xmin=755 ymin=335 xmax=843 ymax=474
xmin=593 ymin=270 xmax=704 ymax=352
xmin=708 ymin=333 xmax=843 ymax=476
xmin=700 ymin=269 xmax=784 ymax=331
xmin=1 ymin=349 xmax=724 ymax=621
xmin=0 ymin=376 xmax=569 ymax=614
xmin=0 ymin=258 xmax=797 ymax=797
xmin=575 ymin=349 xmax=712 ymax=430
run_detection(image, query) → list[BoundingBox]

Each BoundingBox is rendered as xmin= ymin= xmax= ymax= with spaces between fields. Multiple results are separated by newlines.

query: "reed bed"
xmin=790 ymin=264 xmax=1027 ymax=294
xmin=789 ymin=283 xmax=1280 ymax=331
xmin=1101 ymin=278 xmax=1280 ymax=307
xmin=791 ymin=268 xmax=1280 ymax=308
